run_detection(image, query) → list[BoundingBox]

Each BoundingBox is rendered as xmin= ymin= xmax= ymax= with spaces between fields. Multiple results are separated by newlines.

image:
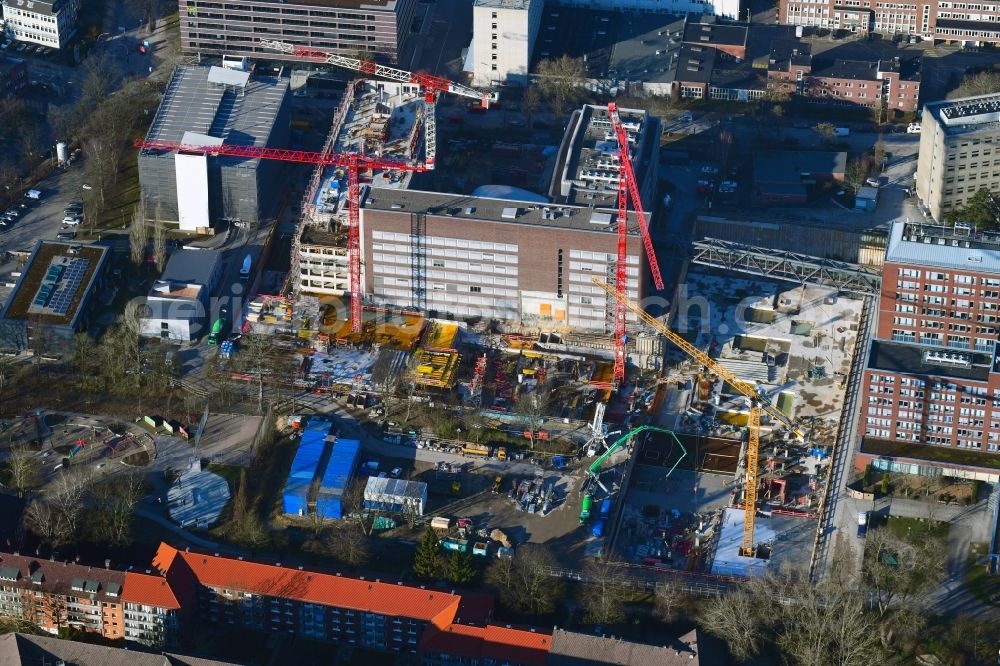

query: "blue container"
xmin=281 ymin=421 xmax=328 ymax=517
xmin=315 ymin=438 xmax=361 ymax=519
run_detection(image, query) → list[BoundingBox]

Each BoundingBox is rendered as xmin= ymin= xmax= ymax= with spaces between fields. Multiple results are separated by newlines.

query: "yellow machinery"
xmin=592 ymin=277 xmax=805 ymax=557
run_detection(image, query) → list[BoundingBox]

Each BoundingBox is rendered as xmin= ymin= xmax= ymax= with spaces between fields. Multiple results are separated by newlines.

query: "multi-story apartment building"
xmin=360 ymin=189 xmax=647 ymax=330
xmin=915 ymin=93 xmax=1000 ymax=223
xmin=0 ymin=553 xmax=182 ymax=646
xmin=857 ymin=222 xmax=1000 ymax=478
xmin=178 ymin=0 xmax=418 ymax=64
xmin=470 ymin=0 xmax=544 ymax=87
xmin=778 ymin=0 xmax=1000 ymax=44
xmin=0 ymin=56 xmax=27 ymax=102
xmin=121 ymin=570 xmax=186 ymax=646
xmin=1 ymin=0 xmax=79 ymax=48
xmin=151 ymin=543 xmax=550 ymax=662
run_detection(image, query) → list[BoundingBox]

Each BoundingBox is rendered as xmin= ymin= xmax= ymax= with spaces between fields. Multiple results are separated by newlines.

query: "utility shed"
xmin=316 ymin=438 xmax=361 ymax=520
xmin=855 ymin=186 xmax=879 ymax=211
xmin=363 ymin=477 xmax=428 ymax=517
xmin=282 ymin=421 xmax=331 ymax=517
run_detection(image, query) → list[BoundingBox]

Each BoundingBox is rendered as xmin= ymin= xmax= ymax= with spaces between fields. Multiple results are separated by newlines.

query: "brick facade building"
xmin=857 ymin=222 xmax=1000 ymax=479
xmin=778 ymin=0 xmax=1000 ymax=45
xmin=0 ymin=553 xmax=181 ymax=646
xmin=360 ymin=189 xmax=648 ymax=330
xmin=767 ymin=45 xmax=921 ymax=113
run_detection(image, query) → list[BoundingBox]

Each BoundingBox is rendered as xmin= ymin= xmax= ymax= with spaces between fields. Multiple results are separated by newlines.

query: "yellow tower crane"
xmin=592 ymin=277 xmax=805 ymax=557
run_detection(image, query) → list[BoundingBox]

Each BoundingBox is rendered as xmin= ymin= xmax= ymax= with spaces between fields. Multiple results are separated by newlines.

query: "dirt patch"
xmin=122 ymin=450 xmax=151 ymax=466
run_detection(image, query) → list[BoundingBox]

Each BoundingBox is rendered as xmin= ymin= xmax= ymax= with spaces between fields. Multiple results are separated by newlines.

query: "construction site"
xmin=131 ymin=38 xmax=871 ymax=582
xmin=603 ymin=268 xmax=863 ymax=578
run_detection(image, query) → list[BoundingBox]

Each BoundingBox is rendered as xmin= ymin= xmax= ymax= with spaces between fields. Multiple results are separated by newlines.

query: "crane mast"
xmin=592 ymin=276 xmax=805 ymax=556
xmin=606 ymin=103 xmax=665 ymax=385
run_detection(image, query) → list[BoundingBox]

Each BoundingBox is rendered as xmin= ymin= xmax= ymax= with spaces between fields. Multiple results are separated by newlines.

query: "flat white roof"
xmin=207 ymin=65 xmax=250 ymax=88
xmin=181 ymin=131 xmax=224 ymax=147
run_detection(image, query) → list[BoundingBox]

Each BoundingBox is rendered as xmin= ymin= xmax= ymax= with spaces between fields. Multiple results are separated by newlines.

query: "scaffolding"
xmin=691 ymin=238 xmax=881 ymax=295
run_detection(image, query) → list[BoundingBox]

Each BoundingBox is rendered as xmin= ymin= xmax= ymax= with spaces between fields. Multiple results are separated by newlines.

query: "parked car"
xmin=62 ymin=217 xmax=81 ymax=226
xmin=701 ymin=166 xmax=719 ymax=175
xmin=56 ymin=231 xmax=77 ymax=240
xmin=907 ymin=123 xmax=921 ymax=134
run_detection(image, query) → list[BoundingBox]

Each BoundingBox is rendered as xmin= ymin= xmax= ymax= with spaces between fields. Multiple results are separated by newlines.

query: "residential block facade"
xmin=0 ymin=553 xmax=181 ymax=646
xmin=915 ymin=93 xmax=1000 ymax=223
xmin=778 ymin=0 xmax=1000 ymax=45
xmin=858 ymin=222 xmax=1000 ymax=471
xmin=178 ymin=0 xmax=418 ymax=64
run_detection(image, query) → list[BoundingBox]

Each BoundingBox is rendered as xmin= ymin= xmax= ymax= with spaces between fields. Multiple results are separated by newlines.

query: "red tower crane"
xmin=607 ymin=102 xmax=664 ymax=385
xmin=134 ymin=139 xmax=430 ymax=334
xmin=260 ymin=39 xmax=497 ymax=169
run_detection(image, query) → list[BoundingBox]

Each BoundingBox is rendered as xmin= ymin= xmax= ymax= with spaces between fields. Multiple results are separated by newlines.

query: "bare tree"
xmin=325 ymin=522 xmax=369 ymax=567
xmin=371 ymin=352 xmax=402 ymax=426
xmin=534 ymin=56 xmax=588 ymax=116
xmin=137 ymin=0 xmax=161 ymax=30
xmin=240 ymin=332 xmax=278 ymax=415
xmin=89 ymin=472 xmax=145 ymax=545
xmin=48 ymin=471 xmax=89 ymax=544
xmin=653 ymin=578 xmax=689 ymax=623
xmin=341 ymin=479 xmax=379 ymax=536
xmin=129 ymin=202 xmax=149 ymax=267
xmin=948 ymin=70 xmax=1000 ymax=99
xmin=152 ymin=219 xmax=167 ymax=273
xmin=698 ymin=585 xmax=762 ymax=661
xmin=5 ymin=445 xmax=40 ymax=497
xmin=24 ymin=499 xmax=71 ymax=548
xmin=813 ymin=123 xmax=836 ymax=140
xmin=863 ymin=527 xmax=945 ymax=622
xmin=514 ymin=391 xmax=550 ymax=448
xmin=485 ymin=545 xmax=563 ymax=616
xmin=580 ymin=556 xmax=630 ymax=625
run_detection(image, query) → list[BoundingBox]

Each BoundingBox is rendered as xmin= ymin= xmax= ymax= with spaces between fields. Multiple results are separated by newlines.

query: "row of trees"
xmin=703 ymin=530 xmax=945 ymax=664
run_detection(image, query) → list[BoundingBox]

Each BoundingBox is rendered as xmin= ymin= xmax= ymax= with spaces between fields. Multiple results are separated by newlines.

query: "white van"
xmin=25 ymin=189 xmax=41 ymax=200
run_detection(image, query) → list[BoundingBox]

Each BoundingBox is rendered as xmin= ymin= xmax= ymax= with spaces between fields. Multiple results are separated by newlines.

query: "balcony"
xmin=892 ymin=333 xmax=917 ymax=344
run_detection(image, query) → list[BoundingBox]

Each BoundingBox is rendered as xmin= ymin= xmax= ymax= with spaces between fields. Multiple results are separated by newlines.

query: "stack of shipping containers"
xmin=316 ymin=439 xmax=361 ymax=519
xmin=281 ymin=421 xmax=330 ymax=517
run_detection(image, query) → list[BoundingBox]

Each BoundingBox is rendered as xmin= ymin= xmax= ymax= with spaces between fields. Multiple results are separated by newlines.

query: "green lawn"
xmin=884 ymin=514 xmax=949 ymax=541
xmin=206 ymin=462 xmax=243 ymax=494
xmin=965 ymin=543 xmax=1000 ymax=607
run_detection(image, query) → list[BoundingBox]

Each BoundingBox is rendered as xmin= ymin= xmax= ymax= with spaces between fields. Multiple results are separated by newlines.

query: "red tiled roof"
xmin=418 ymin=623 xmax=487 ymax=659
xmin=483 ymin=624 xmax=551 ymax=665
xmin=122 ymin=572 xmax=181 ymax=609
xmin=418 ymin=623 xmax=551 ymax=665
xmin=171 ymin=548 xmax=463 ymax=624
